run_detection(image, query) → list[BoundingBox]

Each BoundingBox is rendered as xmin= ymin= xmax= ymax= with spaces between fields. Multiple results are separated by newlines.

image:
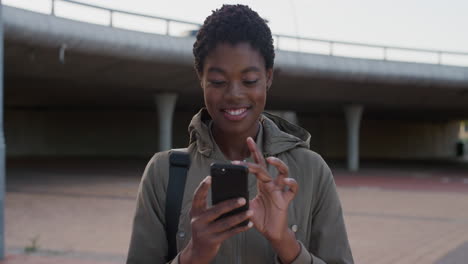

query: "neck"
xmin=212 ymin=122 xmax=260 ymax=161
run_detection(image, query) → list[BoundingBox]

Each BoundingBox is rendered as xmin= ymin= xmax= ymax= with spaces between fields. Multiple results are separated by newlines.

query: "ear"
xmin=197 ymin=71 xmax=204 ymax=89
xmin=266 ymin=68 xmax=274 ymax=91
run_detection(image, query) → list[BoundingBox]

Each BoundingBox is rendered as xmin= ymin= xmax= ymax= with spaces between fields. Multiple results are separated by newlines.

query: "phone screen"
xmin=210 ymin=163 xmax=249 ymax=225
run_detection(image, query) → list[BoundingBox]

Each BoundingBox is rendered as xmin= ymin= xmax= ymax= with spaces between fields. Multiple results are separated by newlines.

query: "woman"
xmin=127 ymin=4 xmax=353 ymax=264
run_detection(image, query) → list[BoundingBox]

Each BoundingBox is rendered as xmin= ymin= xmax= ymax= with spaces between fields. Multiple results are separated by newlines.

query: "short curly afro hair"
xmin=193 ymin=4 xmax=275 ymax=75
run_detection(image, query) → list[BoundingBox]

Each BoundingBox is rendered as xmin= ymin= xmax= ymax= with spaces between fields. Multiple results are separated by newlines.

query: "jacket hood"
xmin=188 ymin=108 xmax=310 ymax=157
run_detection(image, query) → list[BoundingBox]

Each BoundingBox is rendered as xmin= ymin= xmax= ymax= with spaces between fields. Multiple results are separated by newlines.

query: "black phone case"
xmin=211 ymin=163 xmax=249 ymax=226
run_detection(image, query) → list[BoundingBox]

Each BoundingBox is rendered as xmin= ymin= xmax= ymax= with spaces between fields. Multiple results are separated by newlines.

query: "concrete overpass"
xmin=3 ymin=2 xmax=468 ymax=171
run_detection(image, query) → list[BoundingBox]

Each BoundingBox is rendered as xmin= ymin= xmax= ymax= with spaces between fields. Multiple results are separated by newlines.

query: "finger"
xmin=204 ymin=197 xmax=247 ymax=222
xmin=210 ymin=209 xmax=253 ymax=233
xmin=215 ymin=221 xmax=254 ymax=243
xmin=282 ymin=177 xmax=298 ymax=202
xmin=243 ymin=162 xmax=272 ymax=183
xmin=266 ymin=157 xmax=289 ymax=185
xmin=246 ymin=137 xmax=267 ymax=167
xmin=190 ymin=176 xmax=211 ymax=217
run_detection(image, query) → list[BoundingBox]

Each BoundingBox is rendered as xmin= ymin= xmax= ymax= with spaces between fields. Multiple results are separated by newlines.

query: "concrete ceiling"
xmin=4 ymin=6 xmax=468 ymax=120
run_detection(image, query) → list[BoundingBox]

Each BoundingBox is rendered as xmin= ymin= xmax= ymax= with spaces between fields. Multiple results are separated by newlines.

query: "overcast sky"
xmin=5 ymin=0 xmax=468 ymax=55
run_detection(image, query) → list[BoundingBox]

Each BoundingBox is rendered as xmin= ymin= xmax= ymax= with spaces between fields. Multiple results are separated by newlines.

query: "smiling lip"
xmin=222 ymin=107 xmax=250 ymax=121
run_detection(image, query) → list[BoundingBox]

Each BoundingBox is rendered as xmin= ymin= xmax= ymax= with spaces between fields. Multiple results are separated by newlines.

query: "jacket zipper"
xmin=235 ymin=232 xmax=242 ymax=264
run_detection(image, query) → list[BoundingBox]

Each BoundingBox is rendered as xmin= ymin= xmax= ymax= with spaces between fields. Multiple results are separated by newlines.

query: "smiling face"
xmin=200 ymin=42 xmax=273 ymax=138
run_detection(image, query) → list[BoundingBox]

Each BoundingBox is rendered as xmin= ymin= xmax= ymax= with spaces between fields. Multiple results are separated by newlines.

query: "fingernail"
xmin=232 ymin=160 xmax=241 ymax=164
xmin=238 ymin=198 xmax=246 ymax=205
xmin=205 ymin=176 xmax=211 ymax=184
xmin=247 ymin=221 xmax=253 ymax=228
xmin=247 ymin=210 xmax=254 ymax=216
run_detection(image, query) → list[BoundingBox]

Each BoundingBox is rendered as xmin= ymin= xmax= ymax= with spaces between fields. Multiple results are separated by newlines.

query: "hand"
xmin=179 ymin=176 xmax=254 ymax=264
xmin=232 ymin=137 xmax=300 ymax=263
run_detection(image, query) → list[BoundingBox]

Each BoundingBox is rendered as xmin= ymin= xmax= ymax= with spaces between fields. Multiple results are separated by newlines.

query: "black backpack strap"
xmin=166 ymin=150 xmax=191 ymax=261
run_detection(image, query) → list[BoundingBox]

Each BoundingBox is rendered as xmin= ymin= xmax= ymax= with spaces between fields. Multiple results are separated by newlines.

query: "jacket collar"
xmin=188 ymin=108 xmax=310 ymax=158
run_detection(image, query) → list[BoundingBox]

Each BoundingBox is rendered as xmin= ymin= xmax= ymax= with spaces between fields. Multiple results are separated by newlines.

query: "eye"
xmin=208 ymin=80 xmax=226 ymax=87
xmin=244 ymin=79 xmax=258 ymax=85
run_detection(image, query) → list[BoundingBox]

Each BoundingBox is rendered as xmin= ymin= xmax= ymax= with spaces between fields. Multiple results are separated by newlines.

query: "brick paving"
xmin=0 ymin=254 xmax=119 ymax=264
xmin=3 ymin=159 xmax=468 ymax=264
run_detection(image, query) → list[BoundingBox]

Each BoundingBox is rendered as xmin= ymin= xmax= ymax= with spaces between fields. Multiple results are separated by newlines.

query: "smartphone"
xmin=210 ymin=163 xmax=249 ymax=226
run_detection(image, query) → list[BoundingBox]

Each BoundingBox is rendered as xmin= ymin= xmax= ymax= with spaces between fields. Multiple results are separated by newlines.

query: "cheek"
xmin=203 ymin=88 xmax=221 ymax=110
xmin=253 ymin=89 xmax=267 ymax=108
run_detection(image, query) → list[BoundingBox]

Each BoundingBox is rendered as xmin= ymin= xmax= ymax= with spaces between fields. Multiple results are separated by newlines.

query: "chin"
xmin=217 ymin=118 xmax=259 ymax=136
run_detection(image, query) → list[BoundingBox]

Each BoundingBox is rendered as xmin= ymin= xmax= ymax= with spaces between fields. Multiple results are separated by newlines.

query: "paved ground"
xmin=3 ymin=158 xmax=468 ymax=264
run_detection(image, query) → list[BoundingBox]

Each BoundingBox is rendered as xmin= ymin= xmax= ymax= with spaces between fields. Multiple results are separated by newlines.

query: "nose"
xmin=226 ymin=81 xmax=244 ymax=99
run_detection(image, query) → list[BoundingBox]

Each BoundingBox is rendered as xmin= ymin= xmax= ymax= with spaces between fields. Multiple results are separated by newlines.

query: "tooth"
xmin=226 ymin=108 xmax=246 ymax=116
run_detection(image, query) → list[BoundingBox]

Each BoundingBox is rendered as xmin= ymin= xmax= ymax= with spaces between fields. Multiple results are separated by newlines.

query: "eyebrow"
xmin=206 ymin=66 xmax=262 ymax=74
xmin=241 ymin=66 xmax=261 ymax=74
xmin=207 ymin=67 xmax=225 ymax=74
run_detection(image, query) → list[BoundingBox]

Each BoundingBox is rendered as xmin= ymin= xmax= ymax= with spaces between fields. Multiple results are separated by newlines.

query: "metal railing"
xmin=272 ymin=34 xmax=468 ymax=65
xmin=51 ymin=0 xmax=201 ymax=35
xmin=17 ymin=0 xmax=468 ymax=65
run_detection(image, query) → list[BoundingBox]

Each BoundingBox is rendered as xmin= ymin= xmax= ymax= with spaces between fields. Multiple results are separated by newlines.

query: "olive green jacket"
xmin=127 ymin=109 xmax=354 ymax=264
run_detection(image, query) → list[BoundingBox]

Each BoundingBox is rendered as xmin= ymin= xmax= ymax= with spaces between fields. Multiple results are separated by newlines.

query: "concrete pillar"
xmin=0 ymin=1 xmax=5 ymax=259
xmin=0 ymin=0 xmax=6 ymax=260
xmin=155 ymin=93 xmax=178 ymax=151
xmin=344 ymin=105 xmax=363 ymax=172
